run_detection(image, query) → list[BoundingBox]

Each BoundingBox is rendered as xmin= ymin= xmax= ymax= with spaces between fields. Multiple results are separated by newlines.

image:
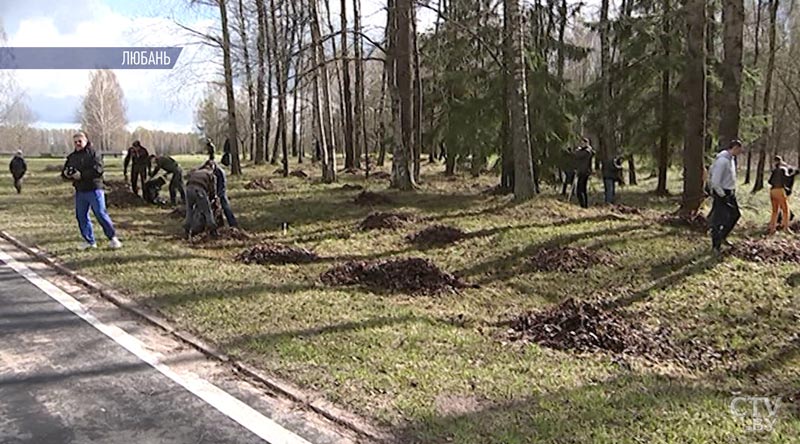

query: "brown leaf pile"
xmin=507 ymin=298 xmax=724 ymax=368
xmin=407 ymin=225 xmax=467 ymax=247
xmin=528 ymin=247 xmax=614 ymax=273
xmin=191 ymin=227 xmax=252 ymax=243
xmin=244 ymin=178 xmax=273 ymax=190
xmin=321 ymin=258 xmax=473 ymax=295
xmin=236 ymin=243 xmax=320 ymax=265
xmin=358 ymin=212 xmax=415 ymax=230
xmin=660 ymin=213 xmax=708 ymax=232
xmin=354 ymin=191 xmax=394 ymax=206
xmin=730 ymin=238 xmax=800 ymax=263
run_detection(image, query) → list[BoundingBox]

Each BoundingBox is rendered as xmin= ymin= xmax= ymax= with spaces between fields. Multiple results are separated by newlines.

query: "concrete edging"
xmin=0 ymin=230 xmax=392 ymax=444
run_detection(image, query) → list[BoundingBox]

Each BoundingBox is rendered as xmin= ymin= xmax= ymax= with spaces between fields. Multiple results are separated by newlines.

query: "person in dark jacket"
xmin=143 ymin=176 xmax=168 ymax=205
xmin=62 ymin=131 xmax=122 ymax=250
xmin=560 ymin=146 xmax=576 ymax=197
xmin=602 ymin=156 xmax=625 ymax=204
xmin=124 ymin=140 xmax=150 ymax=196
xmin=205 ymin=138 xmax=216 ymax=161
xmin=221 ymin=138 xmax=232 ymax=167
xmin=149 ymin=154 xmax=186 ymax=206
xmin=184 ymin=162 xmax=218 ymax=237
xmin=9 ymin=149 xmax=27 ymax=194
xmin=574 ymin=138 xmax=595 ymax=208
xmin=205 ymin=160 xmax=238 ymax=228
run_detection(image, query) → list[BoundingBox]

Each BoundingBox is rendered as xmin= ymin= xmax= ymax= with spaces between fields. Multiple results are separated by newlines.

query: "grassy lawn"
xmin=1 ymin=155 xmax=798 ymax=443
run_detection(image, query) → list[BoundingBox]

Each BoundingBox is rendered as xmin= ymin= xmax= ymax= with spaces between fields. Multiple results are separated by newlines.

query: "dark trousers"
xmin=131 ymin=166 xmax=147 ymax=195
xmin=576 ymin=173 xmax=590 ymax=208
xmin=169 ymin=169 xmax=186 ymax=205
xmin=184 ymin=185 xmax=216 ymax=235
xmin=12 ymin=174 xmax=23 ymax=194
xmin=562 ymin=171 xmax=575 ymax=196
xmin=603 ymin=178 xmax=616 ymax=204
xmin=218 ymin=192 xmax=237 ymax=227
xmin=710 ymin=192 xmax=741 ymax=249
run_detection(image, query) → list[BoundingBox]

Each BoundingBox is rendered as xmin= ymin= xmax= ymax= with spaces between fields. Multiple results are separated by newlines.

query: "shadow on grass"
xmin=392 ymin=374 xmax=737 ymax=444
xmin=144 ymin=281 xmax=320 ymax=308
xmin=455 ymin=223 xmax=649 ymax=285
xmin=64 ymin=252 xmax=207 ymax=269
xmin=220 ymin=314 xmax=440 ymax=351
xmin=606 ymin=251 xmax=719 ymax=309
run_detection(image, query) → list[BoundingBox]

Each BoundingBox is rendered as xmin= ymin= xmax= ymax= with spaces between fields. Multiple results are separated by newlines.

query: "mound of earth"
xmin=244 ymin=178 xmax=273 ymax=190
xmin=408 ymin=225 xmax=467 ymax=247
xmin=105 ymin=182 xmax=146 ymax=208
xmin=610 ymin=204 xmax=642 ymax=216
xmin=730 ymin=238 xmax=800 ymax=263
xmin=358 ymin=212 xmax=415 ymax=231
xmin=340 ymin=184 xmax=364 ymax=191
xmin=528 ymin=247 xmax=613 ymax=273
xmin=660 ymin=213 xmax=708 ymax=231
xmin=236 ymin=243 xmax=320 ymax=265
xmin=321 ymin=258 xmax=472 ymax=295
xmin=370 ymin=171 xmax=391 ymax=180
xmin=190 ymin=227 xmax=252 ymax=243
xmin=507 ymin=298 xmax=723 ymax=368
xmin=354 ymin=191 xmax=393 ymax=206
xmin=290 ymin=170 xmax=309 ymax=178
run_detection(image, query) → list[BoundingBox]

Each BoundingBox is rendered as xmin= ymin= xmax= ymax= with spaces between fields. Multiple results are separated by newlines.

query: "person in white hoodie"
xmin=707 ymin=139 xmax=745 ymax=254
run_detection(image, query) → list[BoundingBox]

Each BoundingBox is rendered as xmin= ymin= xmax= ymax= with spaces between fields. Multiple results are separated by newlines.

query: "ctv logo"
xmin=729 ymin=396 xmax=781 ymax=433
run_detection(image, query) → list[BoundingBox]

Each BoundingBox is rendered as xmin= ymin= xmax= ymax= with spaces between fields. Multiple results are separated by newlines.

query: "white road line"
xmin=0 ymin=249 xmax=312 ymax=444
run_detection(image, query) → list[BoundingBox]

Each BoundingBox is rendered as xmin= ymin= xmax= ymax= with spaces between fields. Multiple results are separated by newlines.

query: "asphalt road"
xmin=0 ymin=258 xmax=273 ymax=444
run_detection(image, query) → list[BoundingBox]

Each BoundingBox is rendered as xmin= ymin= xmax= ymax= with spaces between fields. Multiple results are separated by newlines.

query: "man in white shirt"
xmin=707 ymin=139 xmax=745 ymax=254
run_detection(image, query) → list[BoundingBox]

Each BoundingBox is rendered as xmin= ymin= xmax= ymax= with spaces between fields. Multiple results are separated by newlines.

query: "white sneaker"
xmin=109 ymin=237 xmax=123 ymax=249
xmin=79 ymin=242 xmax=97 ymax=250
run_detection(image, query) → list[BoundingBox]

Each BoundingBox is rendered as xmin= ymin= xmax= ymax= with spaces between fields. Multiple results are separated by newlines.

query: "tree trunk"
xmin=309 ymin=0 xmax=334 ymax=182
xmin=219 ymin=0 xmax=241 ymax=175
xmin=656 ymin=0 xmax=671 ymax=195
xmin=412 ymin=6 xmax=422 ymax=183
xmin=500 ymin=0 xmax=514 ymax=192
xmin=390 ymin=0 xmax=416 ymax=190
xmin=236 ymin=0 xmax=256 ymax=163
xmin=599 ymin=0 xmax=614 ymax=161
xmin=628 ymin=156 xmax=637 ymax=185
xmin=376 ymin=63 xmax=387 ymax=168
xmin=339 ymin=0 xmax=356 ymax=170
xmin=718 ymin=0 xmax=744 ymax=149
xmin=704 ymin=1 xmax=716 ymax=155
xmin=445 ymin=150 xmax=457 ymax=176
xmin=506 ymin=0 xmax=535 ymax=200
xmin=753 ymin=0 xmax=778 ymax=192
xmin=679 ymin=0 xmax=706 ymax=215
xmin=556 ymin=0 xmax=567 ymax=80
xmin=746 ymin=0 xmax=763 ymax=184
xmin=353 ymin=0 xmax=366 ymax=171
xmin=323 ymin=0 xmax=342 ymax=160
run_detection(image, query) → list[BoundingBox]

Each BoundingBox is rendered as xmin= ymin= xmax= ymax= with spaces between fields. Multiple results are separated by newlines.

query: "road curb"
xmin=0 ymin=230 xmax=393 ymax=444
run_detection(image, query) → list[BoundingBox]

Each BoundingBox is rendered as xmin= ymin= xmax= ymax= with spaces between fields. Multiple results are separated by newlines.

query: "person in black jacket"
xmin=124 ymin=140 xmax=150 ymax=196
xmin=149 ymin=154 xmax=185 ymax=206
xmin=62 ymin=131 xmax=122 ymax=250
xmin=574 ymin=138 xmax=595 ymax=208
xmin=602 ymin=156 xmax=625 ymax=204
xmin=9 ymin=150 xmax=27 ymax=194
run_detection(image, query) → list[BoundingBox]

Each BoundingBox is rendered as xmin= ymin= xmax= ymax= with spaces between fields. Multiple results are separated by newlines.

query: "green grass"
xmin=1 ymin=155 xmax=798 ymax=443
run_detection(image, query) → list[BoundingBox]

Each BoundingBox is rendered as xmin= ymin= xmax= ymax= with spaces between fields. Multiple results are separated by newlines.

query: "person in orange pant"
xmin=768 ymin=156 xmax=797 ymax=234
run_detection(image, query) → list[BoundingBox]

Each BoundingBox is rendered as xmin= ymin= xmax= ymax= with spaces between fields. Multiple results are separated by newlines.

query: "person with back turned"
xmin=574 ymin=138 xmax=595 ymax=208
xmin=184 ymin=162 xmax=218 ymax=238
xmin=9 ymin=149 xmax=26 ymax=194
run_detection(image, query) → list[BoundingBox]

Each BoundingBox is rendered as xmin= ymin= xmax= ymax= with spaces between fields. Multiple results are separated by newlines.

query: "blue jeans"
xmin=76 ymin=190 xmax=116 ymax=244
xmin=219 ymin=193 xmax=238 ymax=227
xmin=604 ymin=179 xmax=616 ymax=204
